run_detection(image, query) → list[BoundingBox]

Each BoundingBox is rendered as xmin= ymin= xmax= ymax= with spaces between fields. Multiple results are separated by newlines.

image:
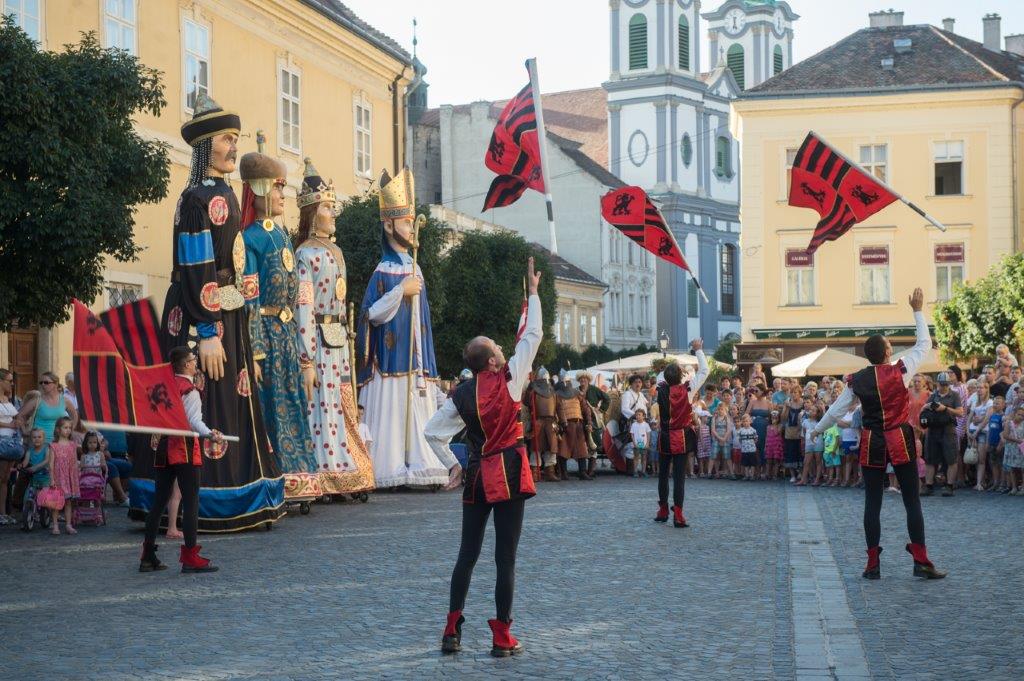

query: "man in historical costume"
xmin=240 ymin=144 xmax=322 ymax=504
xmin=525 ymin=368 xmax=559 ymax=482
xmin=144 ymin=95 xmax=284 ymax=532
xmin=425 ymin=257 xmax=542 ymax=658
xmin=817 ymin=288 xmax=946 ymax=580
xmin=293 ymin=158 xmax=374 ymax=497
xmin=653 ymin=341 xmax=708 ymax=528
xmin=577 ymin=371 xmax=610 ymax=477
xmin=555 ymin=374 xmax=593 ymax=480
xmin=356 ymin=168 xmax=448 ymax=488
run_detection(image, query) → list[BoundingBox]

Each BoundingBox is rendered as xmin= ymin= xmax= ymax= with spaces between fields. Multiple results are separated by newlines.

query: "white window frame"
xmin=782 ymin=146 xmax=798 ymax=199
xmin=6 ymin=0 xmax=44 ymax=45
xmin=590 ymin=315 xmax=599 ymax=345
xmin=181 ymin=15 xmax=211 ymax=114
xmin=933 ymin=241 xmax=966 ymax=302
xmin=933 ymin=140 xmax=965 ymax=196
xmin=781 ymin=245 xmax=816 ymax=307
xmin=103 ymin=0 xmax=137 ymax=55
xmin=858 ymin=143 xmax=887 ymax=183
xmin=856 ymin=244 xmax=892 ymax=305
xmin=103 ymin=270 xmax=148 ymax=308
xmin=278 ymin=61 xmax=302 ymax=154
xmin=353 ymin=93 xmax=373 ymax=179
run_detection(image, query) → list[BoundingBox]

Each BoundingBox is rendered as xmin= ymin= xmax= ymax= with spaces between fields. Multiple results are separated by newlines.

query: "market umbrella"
xmin=890 ymin=346 xmax=967 ymax=374
xmin=588 ymin=351 xmax=698 ymax=373
xmin=770 ymin=346 xmax=869 ymax=378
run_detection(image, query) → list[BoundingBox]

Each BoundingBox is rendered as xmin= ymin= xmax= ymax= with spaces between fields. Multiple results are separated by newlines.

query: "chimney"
xmin=942 ymin=17 xmax=955 ymax=33
xmin=1007 ymin=34 xmax=1024 ymax=57
xmin=983 ymin=13 xmax=1001 ymax=52
xmin=869 ymin=9 xmax=904 ymax=28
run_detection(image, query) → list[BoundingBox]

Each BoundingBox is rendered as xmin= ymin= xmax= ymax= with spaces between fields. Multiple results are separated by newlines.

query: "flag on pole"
xmin=788 ymin=132 xmax=898 ymax=253
xmin=72 ymin=299 xmax=191 ymax=433
xmin=601 ymin=186 xmax=708 ymax=304
xmin=482 ymin=80 xmax=545 ymax=210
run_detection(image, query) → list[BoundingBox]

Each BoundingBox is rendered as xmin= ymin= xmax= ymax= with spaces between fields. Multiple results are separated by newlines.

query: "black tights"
xmin=658 ymin=453 xmax=685 ymax=508
xmin=862 ymin=461 xmax=924 ymax=549
xmin=144 ymin=464 xmax=199 ymax=548
xmin=448 ymin=498 xmax=525 ymax=622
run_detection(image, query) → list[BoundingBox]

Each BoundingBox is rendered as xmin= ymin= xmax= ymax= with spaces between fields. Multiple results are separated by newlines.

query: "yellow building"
xmin=731 ymin=11 xmax=1024 ymax=371
xmin=1 ymin=0 xmax=414 ymax=395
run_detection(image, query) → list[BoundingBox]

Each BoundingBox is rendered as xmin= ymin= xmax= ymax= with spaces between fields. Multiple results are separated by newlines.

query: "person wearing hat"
xmin=555 ymin=371 xmax=594 ymax=480
xmin=816 ymin=288 xmax=946 ymax=580
xmin=355 ymin=168 xmax=449 ymax=488
xmin=525 ymin=367 xmax=560 ymax=481
xmin=293 ymin=158 xmax=374 ymax=497
xmin=921 ymin=371 xmax=963 ymax=497
xmin=148 ymin=94 xmax=284 ymax=533
xmin=240 ymin=135 xmax=321 ymax=504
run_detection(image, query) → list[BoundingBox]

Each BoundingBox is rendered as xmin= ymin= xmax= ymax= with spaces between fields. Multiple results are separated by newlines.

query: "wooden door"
xmin=7 ymin=328 xmax=38 ymax=399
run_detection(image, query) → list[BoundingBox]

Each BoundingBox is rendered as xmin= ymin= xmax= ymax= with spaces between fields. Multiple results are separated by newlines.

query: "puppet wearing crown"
xmin=355 ymin=168 xmax=449 ymax=488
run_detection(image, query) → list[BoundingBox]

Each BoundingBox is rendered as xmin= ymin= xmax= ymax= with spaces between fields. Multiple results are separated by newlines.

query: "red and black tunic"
xmin=451 ymin=368 xmax=537 ymax=505
xmin=155 ymin=375 xmax=203 ymax=468
xmin=846 ymin=359 xmax=916 ymax=468
xmin=657 ymin=383 xmax=697 ymax=456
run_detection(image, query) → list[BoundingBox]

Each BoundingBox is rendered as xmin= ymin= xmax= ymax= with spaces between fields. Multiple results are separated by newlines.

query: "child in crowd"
xmin=738 ymin=414 xmax=759 ymax=480
xmin=17 ymin=428 xmax=50 ymax=504
xmin=730 ymin=403 xmax=743 ymax=480
xmin=798 ymin=405 xmax=823 ymax=486
xmin=839 ymin=404 xmax=862 ymax=487
xmin=630 ymin=409 xmax=652 ymax=479
xmin=357 ymin=405 xmax=373 ymax=460
xmin=782 ymin=387 xmax=804 ymax=483
xmin=764 ymin=410 xmax=784 ymax=481
xmin=78 ymin=431 xmax=107 ymax=479
xmin=988 ymin=395 xmax=1007 ymax=492
xmin=1002 ymin=406 xmax=1024 ymax=494
xmin=710 ymin=403 xmax=732 ymax=479
xmin=696 ymin=407 xmax=712 ymax=478
xmin=648 ymin=400 xmax=661 ymax=476
xmin=822 ymin=423 xmax=842 ymax=486
xmin=48 ymin=417 xmax=79 ymax=535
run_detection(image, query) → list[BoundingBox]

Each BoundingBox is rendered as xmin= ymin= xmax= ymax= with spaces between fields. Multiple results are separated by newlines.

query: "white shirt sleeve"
xmin=367 ymin=281 xmax=407 ymax=326
xmin=816 ymin=386 xmax=855 ymax=435
xmin=506 ymin=295 xmax=543 ymax=399
xmin=687 ymin=350 xmax=710 ymax=402
xmin=422 ymin=398 xmax=463 ymax=470
xmin=621 ymin=391 xmax=639 ymax=419
xmin=182 ymin=390 xmax=212 ymax=437
xmin=900 ymin=310 xmax=931 ymax=385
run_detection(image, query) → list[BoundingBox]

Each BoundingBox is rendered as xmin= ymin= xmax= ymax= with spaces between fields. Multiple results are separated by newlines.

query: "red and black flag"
xmin=601 ymin=186 xmax=691 ymax=272
xmin=788 ymin=132 xmax=898 ymax=253
xmin=72 ymin=299 xmax=190 ymax=433
xmin=482 ymin=80 xmax=546 ymax=211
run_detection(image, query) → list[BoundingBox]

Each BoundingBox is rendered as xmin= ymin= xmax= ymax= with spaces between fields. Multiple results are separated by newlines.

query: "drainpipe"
xmin=391 ymin=65 xmax=408 ymax=173
xmin=1012 ymin=88 xmax=1024 ymax=253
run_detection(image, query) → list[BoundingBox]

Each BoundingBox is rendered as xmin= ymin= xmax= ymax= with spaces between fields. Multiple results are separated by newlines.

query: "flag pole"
xmin=808 ymin=130 xmax=947 ymax=232
xmin=649 ymin=198 xmax=709 ymax=304
xmin=81 ymin=421 xmax=240 ymax=443
xmin=527 ymin=57 xmax=559 ymax=254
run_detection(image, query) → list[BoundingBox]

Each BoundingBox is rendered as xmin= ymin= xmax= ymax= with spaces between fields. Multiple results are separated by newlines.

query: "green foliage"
xmin=713 ymin=336 xmax=738 ymax=364
xmin=333 ymin=195 xmax=448 ymax=335
xmin=433 ymin=232 xmax=557 ymax=377
xmin=934 ymin=252 xmax=1024 ymax=362
xmin=0 ymin=22 xmax=169 ymax=329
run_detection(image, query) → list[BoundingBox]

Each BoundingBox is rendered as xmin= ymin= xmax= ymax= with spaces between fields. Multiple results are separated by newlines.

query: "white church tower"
xmin=604 ymin=1 xmax=797 ymax=349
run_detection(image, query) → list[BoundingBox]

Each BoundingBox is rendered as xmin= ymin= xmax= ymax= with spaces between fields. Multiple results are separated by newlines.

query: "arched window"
xmin=677 ymin=15 xmax=690 ymax=71
xmin=720 ymin=244 xmax=736 ymax=315
xmin=773 ymin=45 xmax=784 ymax=76
xmin=628 ymin=14 xmax=648 ymax=70
xmin=727 ymin=43 xmax=745 ymax=90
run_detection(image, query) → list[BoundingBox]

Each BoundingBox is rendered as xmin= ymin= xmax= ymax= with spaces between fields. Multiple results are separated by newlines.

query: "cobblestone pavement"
xmin=1 ymin=474 xmax=1022 ymax=680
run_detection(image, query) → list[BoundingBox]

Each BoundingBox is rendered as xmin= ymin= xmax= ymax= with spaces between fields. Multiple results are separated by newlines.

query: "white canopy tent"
xmin=586 ymin=351 xmax=733 ymax=376
xmin=771 ymin=346 xmax=870 ymax=378
xmin=890 ymin=346 xmax=968 ymax=374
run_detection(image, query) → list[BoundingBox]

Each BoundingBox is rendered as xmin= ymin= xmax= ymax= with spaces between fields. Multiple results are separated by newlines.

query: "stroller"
xmin=74 ymin=469 xmax=106 ymax=526
xmin=17 ymin=468 xmax=52 ymax=532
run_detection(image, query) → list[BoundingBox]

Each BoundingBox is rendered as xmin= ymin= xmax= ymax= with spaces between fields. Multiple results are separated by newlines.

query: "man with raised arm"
xmin=816 ymin=288 xmax=945 ymax=580
xmin=424 ymin=257 xmax=543 ymax=658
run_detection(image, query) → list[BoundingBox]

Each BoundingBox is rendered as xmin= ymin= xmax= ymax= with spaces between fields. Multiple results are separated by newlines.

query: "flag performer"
xmin=425 ymin=257 xmax=542 ymax=658
xmin=815 ymin=288 xmax=946 ymax=580
xmin=788 ymin=130 xmax=946 ymax=254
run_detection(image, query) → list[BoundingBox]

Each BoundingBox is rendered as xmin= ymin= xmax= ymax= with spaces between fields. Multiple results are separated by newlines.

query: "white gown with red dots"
xmin=295 ymin=239 xmax=375 ymax=495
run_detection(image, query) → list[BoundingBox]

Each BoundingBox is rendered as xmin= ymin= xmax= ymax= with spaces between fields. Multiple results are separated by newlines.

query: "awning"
xmin=770 ymin=346 xmax=870 ymax=378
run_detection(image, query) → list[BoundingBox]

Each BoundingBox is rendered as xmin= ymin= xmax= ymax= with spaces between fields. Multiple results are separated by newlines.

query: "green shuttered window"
xmin=629 ymin=14 xmax=648 ymax=70
xmin=678 ymin=16 xmax=690 ymax=70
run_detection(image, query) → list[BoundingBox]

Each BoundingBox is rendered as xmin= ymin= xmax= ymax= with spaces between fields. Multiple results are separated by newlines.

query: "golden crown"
xmin=297 ymin=157 xmax=337 ymax=209
xmin=378 ymin=167 xmax=415 ymax=221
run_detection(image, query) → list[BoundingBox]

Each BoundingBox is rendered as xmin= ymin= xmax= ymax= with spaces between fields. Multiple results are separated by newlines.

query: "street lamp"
xmin=659 ymin=329 xmax=670 ymax=358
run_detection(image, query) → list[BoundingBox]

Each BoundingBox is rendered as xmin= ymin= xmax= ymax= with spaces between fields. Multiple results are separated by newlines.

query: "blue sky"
xmin=345 ymin=0 xmax=1024 ymax=106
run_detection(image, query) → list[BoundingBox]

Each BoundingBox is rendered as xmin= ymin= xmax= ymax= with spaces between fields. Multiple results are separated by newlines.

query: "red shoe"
xmin=672 ymin=505 xmax=688 ymax=528
xmin=905 ymin=543 xmax=946 ymax=579
xmin=654 ymin=502 xmax=669 ymax=523
xmin=863 ymin=546 xmax=882 ymax=580
xmin=179 ymin=545 xmax=219 ymax=573
xmin=488 ymin=618 xmax=523 ymax=657
xmin=441 ymin=610 xmax=464 ymax=654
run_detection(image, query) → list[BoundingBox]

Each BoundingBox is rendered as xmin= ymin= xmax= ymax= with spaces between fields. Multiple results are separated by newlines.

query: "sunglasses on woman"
xmin=39 ymin=380 xmax=54 ymax=385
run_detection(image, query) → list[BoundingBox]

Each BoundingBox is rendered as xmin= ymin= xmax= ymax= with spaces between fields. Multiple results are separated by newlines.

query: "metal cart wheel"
xmin=299 ymin=501 xmax=311 ymax=515
xmin=357 ymin=492 xmax=370 ymax=503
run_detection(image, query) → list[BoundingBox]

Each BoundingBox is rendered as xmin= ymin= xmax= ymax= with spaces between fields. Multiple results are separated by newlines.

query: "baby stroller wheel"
xmin=21 ymin=503 xmax=35 ymax=532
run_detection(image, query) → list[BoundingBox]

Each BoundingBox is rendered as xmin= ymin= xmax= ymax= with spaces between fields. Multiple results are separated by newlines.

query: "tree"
xmin=713 ymin=337 xmax=738 ymax=364
xmin=0 ymin=22 xmax=169 ymax=329
xmin=433 ymin=232 xmax=556 ymax=377
xmin=934 ymin=253 xmax=1024 ymax=361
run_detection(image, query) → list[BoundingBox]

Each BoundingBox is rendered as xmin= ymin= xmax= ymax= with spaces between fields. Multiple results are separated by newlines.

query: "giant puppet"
xmin=240 ymin=139 xmax=322 ymax=504
xmin=356 ymin=168 xmax=449 ymax=488
xmin=137 ymin=95 xmax=285 ymax=532
xmin=293 ymin=158 xmax=375 ymax=495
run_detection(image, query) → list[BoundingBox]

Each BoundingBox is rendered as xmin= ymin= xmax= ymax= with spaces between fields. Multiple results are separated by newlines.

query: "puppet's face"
xmin=210 ymin=133 xmax=239 ymax=174
xmin=316 ymin=201 xmax=337 ymax=236
xmin=255 ymin=183 xmax=286 ymax=218
xmin=384 ymin=216 xmax=415 ymax=251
